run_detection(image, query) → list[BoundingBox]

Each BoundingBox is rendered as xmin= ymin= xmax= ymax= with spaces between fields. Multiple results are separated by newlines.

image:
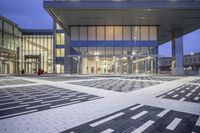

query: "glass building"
xmin=1 ymin=0 xmax=200 ymax=75
xmin=0 ymin=16 xmax=21 ymax=74
xmin=69 ymin=26 xmax=158 ymax=75
xmin=0 ymin=16 xmax=54 ymax=74
xmin=44 ymin=0 xmax=200 ymax=75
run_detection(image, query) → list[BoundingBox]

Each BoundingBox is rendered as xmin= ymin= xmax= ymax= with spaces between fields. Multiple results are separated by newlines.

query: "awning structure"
xmin=44 ymin=0 xmax=200 ymax=44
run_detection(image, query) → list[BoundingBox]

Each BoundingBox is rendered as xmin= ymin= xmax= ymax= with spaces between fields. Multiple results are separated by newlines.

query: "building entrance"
xmin=24 ymin=55 xmax=41 ymax=74
xmin=72 ymin=55 xmax=157 ymax=75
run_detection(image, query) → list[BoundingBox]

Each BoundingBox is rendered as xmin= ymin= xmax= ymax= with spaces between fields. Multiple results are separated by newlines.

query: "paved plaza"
xmin=0 ymin=75 xmax=200 ymax=133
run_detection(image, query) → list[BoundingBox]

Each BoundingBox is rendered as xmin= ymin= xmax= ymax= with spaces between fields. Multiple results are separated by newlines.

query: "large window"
xmin=115 ymin=26 xmax=122 ymax=40
xmin=70 ymin=26 xmax=157 ymax=41
xmin=106 ymin=26 xmax=114 ymax=40
xmin=79 ymin=27 xmax=87 ymax=40
xmin=132 ymin=26 xmax=140 ymax=41
xmin=71 ymin=27 xmax=79 ymax=40
xmin=97 ymin=26 xmax=104 ymax=40
xmin=88 ymin=26 xmax=96 ymax=40
xmin=141 ymin=26 xmax=149 ymax=40
xmin=149 ymin=26 xmax=157 ymax=40
xmin=123 ymin=26 xmax=131 ymax=40
xmin=56 ymin=33 xmax=65 ymax=45
xmin=56 ymin=48 xmax=65 ymax=57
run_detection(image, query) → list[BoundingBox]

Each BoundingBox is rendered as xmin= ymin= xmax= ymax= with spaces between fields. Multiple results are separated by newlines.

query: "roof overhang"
xmin=44 ymin=1 xmax=200 ymax=44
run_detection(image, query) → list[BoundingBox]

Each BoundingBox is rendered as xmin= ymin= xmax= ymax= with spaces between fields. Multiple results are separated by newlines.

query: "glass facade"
xmin=0 ymin=16 xmax=159 ymax=75
xmin=70 ymin=26 xmax=158 ymax=75
xmin=0 ymin=16 xmax=21 ymax=74
xmin=20 ymin=32 xmax=53 ymax=74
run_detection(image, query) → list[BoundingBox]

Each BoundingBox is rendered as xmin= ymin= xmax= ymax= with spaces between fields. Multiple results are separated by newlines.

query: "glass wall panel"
xmin=61 ymin=49 xmax=65 ymax=57
xmin=56 ymin=49 xmax=60 ymax=57
xmin=115 ymin=47 xmax=122 ymax=55
xmin=106 ymin=47 xmax=114 ymax=55
xmin=79 ymin=27 xmax=87 ymax=40
xmin=123 ymin=26 xmax=131 ymax=40
xmin=71 ymin=27 xmax=79 ymax=40
xmin=56 ymin=33 xmax=65 ymax=45
xmin=0 ymin=20 xmax=2 ymax=30
xmin=97 ymin=47 xmax=105 ymax=55
xmin=88 ymin=47 xmax=96 ymax=55
xmin=88 ymin=26 xmax=96 ymax=41
xmin=97 ymin=26 xmax=105 ymax=40
xmin=149 ymin=26 xmax=157 ymax=40
xmin=141 ymin=26 xmax=149 ymax=40
xmin=106 ymin=26 xmax=114 ymax=40
xmin=114 ymin=26 xmax=122 ymax=40
xmin=132 ymin=26 xmax=140 ymax=40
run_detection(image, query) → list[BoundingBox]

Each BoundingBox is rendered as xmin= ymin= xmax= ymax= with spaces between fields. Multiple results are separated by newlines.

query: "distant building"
xmin=159 ymin=53 xmax=200 ymax=74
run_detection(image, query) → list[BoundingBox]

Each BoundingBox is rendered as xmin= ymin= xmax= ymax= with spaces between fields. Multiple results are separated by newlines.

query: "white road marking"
xmin=196 ymin=116 xmax=200 ymax=126
xmin=70 ymin=97 xmax=86 ymax=101
xmin=131 ymin=111 xmax=148 ymax=120
xmin=41 ymin=97 xmax=70 ymax=104
xmin=26 ymin=103 xmax=51 ymax=109
xmin=20 ymin=100 xmax=43 ymax=105
xmin=131 ymin=120 xmax=155 ymax=133
xmin=166 ymin=118 xmax=182 ymax=130
xmin=157 ymin=109 xmax=170 ymax=117
xmin=179 ymin=98 xmax=186 ymax=101
xmin=159 ymin=95 xmax=166 ymax=98
xmin=167 ymin=91 xmax=174 ymax=95
xmin=88 ymin=97 xmax=100 ymax=101
xmin=90 ymin=112 xmax=125 ymax=127
xmin=173 ymin=94 xmax=179 ymax=98
xmin=180 ymin=90 xmax=185 ymax=93
xmin=186 ymin=93 xmax=192 ymax=97
xmin=0 ymin=101 xmax=22 ymax=106
xmin=129 ymin=104 xmax=143 ymax=111
xmin=194 ymin=97 xmax=199 ymax=101
xmin=0 ymin=104 xmax=29 ymax=111
xmin=101 ymin=128 xmax=114 ymax=133
xmin=50 ymin=101 xmax=80 ymax=108
xmin=191 ymin=89 xmax=196 ymax=93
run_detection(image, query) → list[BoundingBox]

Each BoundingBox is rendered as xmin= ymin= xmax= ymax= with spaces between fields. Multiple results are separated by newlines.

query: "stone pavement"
xmin=0 ymin=75 xmax=199 ymax=133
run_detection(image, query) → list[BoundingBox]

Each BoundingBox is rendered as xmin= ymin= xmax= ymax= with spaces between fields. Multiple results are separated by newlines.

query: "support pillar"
xmin=171 ymin=35 xmax=184 ymax=75
xmin=119 ymin=60 xmax=123 ymax=75
xmin=77 ymin=57 xmax=82 ymax=74
xmin=64 ymin=32 xmax=71 ymax=74
xmin=127 ymin=52 xmax=133 ymax=74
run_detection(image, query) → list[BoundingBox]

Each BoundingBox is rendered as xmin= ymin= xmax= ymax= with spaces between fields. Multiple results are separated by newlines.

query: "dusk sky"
xmin=0 ymin=0 xmax=199 ymax=57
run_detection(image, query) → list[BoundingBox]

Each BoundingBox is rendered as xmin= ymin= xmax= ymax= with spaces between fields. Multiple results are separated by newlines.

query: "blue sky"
xmin=0 ymin=0 xmax=199 ymax=57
